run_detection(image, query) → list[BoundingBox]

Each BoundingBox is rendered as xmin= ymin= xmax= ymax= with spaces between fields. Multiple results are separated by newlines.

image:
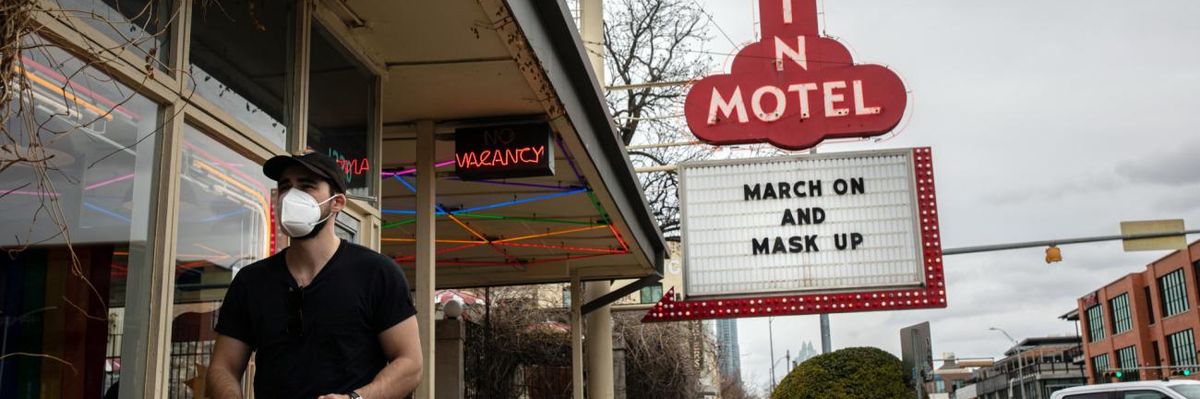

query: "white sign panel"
xmin=681 ymin=149 xmax=926 ymax=298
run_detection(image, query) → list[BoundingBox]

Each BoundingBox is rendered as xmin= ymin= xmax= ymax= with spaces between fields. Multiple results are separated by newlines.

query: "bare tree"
xmin=600 ymin=0 xmax=713 ymax=237
xmin=721 ymin=372 xmax=759 ymax=399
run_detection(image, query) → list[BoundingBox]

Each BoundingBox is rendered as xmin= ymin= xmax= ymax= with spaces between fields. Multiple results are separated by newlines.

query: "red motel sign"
xmin=683 ymin=0 xmax=908 ymax=151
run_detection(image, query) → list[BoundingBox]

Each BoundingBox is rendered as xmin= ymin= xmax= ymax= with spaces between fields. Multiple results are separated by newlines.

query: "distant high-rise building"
xmin=717 ymin=319 xmax=741 ymax=380
xmin=794 ymin=341 xmax=818 ymax=365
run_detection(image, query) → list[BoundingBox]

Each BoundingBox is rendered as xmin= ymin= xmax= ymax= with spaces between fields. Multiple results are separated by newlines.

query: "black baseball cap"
xmin=263 ymin=152 xmax=348 ymax=194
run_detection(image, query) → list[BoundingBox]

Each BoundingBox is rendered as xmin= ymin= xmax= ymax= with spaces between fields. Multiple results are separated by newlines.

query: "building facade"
xmin=1077 ymin=240 xmax=1200 ymax=384
xmin=717 ymin=318 xmax=741 ymax=380
xmin=969 ymin=337 xmax=1086 ymax=399
xmin=0 ymin=1 xmax=667 ymax=398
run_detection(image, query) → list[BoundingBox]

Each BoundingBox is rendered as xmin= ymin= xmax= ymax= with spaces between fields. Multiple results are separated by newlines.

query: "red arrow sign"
xmin=684 ymin=0 xmax=907 ymax=151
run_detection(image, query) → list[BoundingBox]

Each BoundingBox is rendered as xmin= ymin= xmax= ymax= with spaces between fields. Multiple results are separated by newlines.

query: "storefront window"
xmin=58 ymin=0 xmax=174 ymax=71
xmin=187 ymin=0 xmax=290 ymax=149
xmin=307 ymin=23 xmax=375 ymax=199
xmin=166 ymin=124 xmax=274 ymax=397
xmin=1 ymin=39 xmax=161 ymax=398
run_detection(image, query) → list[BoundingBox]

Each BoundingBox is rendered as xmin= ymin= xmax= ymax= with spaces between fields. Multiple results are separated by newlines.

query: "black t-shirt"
xmin=215 ymin=240 xmax=416 ymax=398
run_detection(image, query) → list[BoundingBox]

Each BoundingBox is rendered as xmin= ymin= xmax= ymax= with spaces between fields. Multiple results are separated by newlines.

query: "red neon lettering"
xmin=356 ymin=158 xmax=369 ymax=175
xmin=335 ymin=157 xmax=371 ymax=176
xmin=456 ymin=145 xmax=546 ymax=170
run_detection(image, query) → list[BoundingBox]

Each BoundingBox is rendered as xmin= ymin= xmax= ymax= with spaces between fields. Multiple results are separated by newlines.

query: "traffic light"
xmin=1045 ymin=245 xmax=1062 ymax=263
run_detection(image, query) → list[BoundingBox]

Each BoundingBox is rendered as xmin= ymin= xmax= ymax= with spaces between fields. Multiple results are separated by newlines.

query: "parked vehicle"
xmin=1051 ymin=380 xmax=1200 ymax=399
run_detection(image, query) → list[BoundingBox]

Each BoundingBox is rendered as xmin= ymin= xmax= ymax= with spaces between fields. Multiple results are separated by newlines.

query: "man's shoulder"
xmin=232 ymin=252 xmax=283 ymax=282
xmin=339 ymin=240 xmax=397 ymax=268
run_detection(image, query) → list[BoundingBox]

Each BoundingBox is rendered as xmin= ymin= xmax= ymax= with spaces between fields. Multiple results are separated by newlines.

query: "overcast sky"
xmin=680 ymin=0 xmax=1200 ymax=392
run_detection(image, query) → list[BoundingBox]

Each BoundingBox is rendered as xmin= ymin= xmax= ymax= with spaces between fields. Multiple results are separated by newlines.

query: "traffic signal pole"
xmin=942 ymin=230 xmax=1200 ymax=256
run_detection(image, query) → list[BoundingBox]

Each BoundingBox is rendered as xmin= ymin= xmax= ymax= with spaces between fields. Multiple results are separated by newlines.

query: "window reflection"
xmin=167 ymin=125 xmax=274 ymax=397
xmin=308 ymin=23 xmax=374 ymax=198
xmin=187 ymin=0 xmax=290 ymax=149
xmin=0 ymin=39 xmax=160 ymax=398
xmin=57 ymin=0 xmax=174 ymax=70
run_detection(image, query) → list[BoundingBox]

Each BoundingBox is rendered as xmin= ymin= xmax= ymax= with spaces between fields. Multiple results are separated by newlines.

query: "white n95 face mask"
xmin=279 ymin=189 xmax=340 ymax=239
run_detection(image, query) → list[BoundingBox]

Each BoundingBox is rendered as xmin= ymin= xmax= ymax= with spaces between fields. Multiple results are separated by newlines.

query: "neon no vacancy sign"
xmin=455 ymin=122 xmax=555 ymax=180
xmin=683 ymin=0 xmax=907 ymax=151
xmin=643 ymin=148 xmax=945 ymax=322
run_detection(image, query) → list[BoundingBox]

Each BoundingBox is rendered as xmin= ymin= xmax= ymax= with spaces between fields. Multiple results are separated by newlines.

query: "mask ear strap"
xmin=314 ymin=194 xmax=343 ymax=225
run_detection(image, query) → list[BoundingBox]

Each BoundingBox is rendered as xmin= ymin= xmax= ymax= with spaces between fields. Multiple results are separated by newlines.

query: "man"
xmin=207 ymin=152 xmax=422 ymax=399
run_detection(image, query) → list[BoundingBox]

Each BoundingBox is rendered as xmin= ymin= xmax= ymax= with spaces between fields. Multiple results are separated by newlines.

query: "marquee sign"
xmin=643 ymin=148 xmax=944 ymax=322
xmin=683 ymin=0 xmax=908 ymax=151
xmin=455 ymin=122 xmax=555 ymax=180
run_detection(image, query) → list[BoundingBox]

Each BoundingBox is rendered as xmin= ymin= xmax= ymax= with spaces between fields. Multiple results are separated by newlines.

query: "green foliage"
xmin=771 ymin=347 xmax=915 ymax=399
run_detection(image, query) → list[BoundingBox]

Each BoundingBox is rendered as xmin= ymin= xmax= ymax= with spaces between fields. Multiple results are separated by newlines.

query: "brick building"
xmin=1078 ymin=240 xmax=1200 ymax=384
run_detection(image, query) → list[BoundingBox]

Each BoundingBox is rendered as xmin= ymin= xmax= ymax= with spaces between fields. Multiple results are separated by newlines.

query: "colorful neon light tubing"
xmin=431 ymin=252 xmax=625 ymax=267
xmin=381 ymin=160 xmax=455 ymax=177
xmin=393 ymin=175 xmax=489 ymax=242
xmin=83 ymin=201 xmax=131 ymax=223
xmin=452 ymin=188 xmax=588 ymax=214
xmin=382 ymin=209 xmax=447 ymax=215
xmin=450 ymin=178 xmax=582 ymax=191
xmin=608 ymin=224 xmax=629 ymax=252
xmin=585 ymin=190 xmax=611 ymax=223
xmin=454 ymin=213 xmax=601 ymax=226
xmin=84 ymin=173 xmax=135 ymax=190
xmin=381 ymin=238 xmax=486 ymax=245
xmin=554 ymin=134 xmax=585 ymax=182
xmin=393 ymin=242 xmax=487 ymax=262
xmin=21 ymin=57 xmax=138 ymax=120
xmin=0 ymin=189 xmax=59 ymax=198
xmin=193 ymin=159 xmax=271 ymax=258
xmin=183 ymin=142 xmax=268 ymax=193
xmin=23 ymin=69 xmax=114 ymax=121
xmin=493 ymin=224 xmax=608 ymax=243
xmin=382 ymin=219 xmax=417 ymax=229
xmin=490 ymin=241 xmax=627 ymax=254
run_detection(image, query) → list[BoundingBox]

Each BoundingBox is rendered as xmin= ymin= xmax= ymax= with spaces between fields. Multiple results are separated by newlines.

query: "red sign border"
xmin=643 ymin=147 xmax=945 ymax=322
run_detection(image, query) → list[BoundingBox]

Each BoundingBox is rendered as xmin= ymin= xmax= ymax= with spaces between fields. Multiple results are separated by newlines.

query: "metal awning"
xmin=334 ymin=0 xmax=665 ymax=287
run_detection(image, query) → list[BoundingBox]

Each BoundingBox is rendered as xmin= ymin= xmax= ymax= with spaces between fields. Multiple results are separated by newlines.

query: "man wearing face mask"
xmin=207 ymin=152 xmax=422 ymax=399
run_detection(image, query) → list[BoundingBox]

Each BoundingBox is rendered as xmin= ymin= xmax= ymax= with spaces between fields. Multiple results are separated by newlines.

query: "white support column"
xmin=580 ymin=0 xmax=604 ymax=81
xmin=580 ymin=1 xmax=615 ymax=396
xmin=585 ymin=281 xmax=614 ymax=398
xmin=571 ymin=276 xmax=584 ymax=399
xmin=415 ymin=120 xmax=437 ymax=399
xmin=286 ymin=0 xmax=312 ymax=154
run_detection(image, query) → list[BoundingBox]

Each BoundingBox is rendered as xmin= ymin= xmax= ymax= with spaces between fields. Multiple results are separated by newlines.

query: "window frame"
xmin=24 ymin=0 xmax=385 ymax=396
xmin=1092 ymin=353 xmax=1111 ymax=382
xmin=1168 ymin=329 xmax=1197 ymax=369
xmin=1160 ymin=268 xmax=1190 ymax=318
xmin=1110 ymin=293 xmax=1133 ymax=335
xmin=1087 ymin=304 xmax=1107 ymax=342
xmin=1116 ymin=345 xmax=1140 ymax=382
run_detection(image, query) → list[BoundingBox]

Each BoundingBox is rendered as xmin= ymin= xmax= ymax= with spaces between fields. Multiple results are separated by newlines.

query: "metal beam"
xmin=581 ymin=273 xmax=662 ymax=315
xmin=626 ymin=140 xmax=701 ymax=150
xmin=943 ymin=230 xmax=1200 ymax=256
xmin=605 ymin=79 xmax=694 ymax=91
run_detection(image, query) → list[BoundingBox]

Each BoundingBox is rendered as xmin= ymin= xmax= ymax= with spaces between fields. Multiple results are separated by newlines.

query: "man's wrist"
xmin=347 ymin=391 xmax=362 ymax=399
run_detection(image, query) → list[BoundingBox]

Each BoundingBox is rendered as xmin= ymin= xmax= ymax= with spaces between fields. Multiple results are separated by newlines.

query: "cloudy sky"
xmin=676 ymin=0 xmax=1200 ymax=392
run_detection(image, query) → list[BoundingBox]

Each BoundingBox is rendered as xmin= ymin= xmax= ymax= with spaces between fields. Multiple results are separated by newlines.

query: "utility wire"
xmin=690 ymin=0 xmax=739 ymax=50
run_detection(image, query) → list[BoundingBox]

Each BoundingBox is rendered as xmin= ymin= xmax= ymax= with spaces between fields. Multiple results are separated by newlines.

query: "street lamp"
xmin=990 ymin=327 xmax=1029 ymax=399
xmin=771 ymin=353 xmax=791 ymax=390
xmin=769 ymin=317 xmax=777 ymax=391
